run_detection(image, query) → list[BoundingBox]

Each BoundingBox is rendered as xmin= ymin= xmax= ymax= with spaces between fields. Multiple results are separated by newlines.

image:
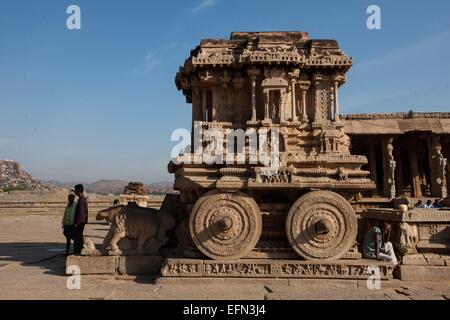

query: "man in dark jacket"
xmin=73 ymin=184 xmax=88 ymax=255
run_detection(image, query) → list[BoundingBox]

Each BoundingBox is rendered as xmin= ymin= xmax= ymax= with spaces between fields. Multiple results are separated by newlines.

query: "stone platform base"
xmin=161 ymin=258 xmax=393 ymax=280
xmin=398 ymin=265 xmax=450 ymax=281
xmin=398 ymin=253 xmax=450 ymax=281
xmin=65 ymin=255 xmax=163 ymax=275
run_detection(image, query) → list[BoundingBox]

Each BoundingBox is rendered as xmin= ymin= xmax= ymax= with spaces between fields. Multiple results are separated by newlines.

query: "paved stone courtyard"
xmin=0 ymin=213 xmax=449 ymax=300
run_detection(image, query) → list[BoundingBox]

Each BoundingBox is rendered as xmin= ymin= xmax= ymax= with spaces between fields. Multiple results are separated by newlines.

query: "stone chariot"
xmin=168 ymin=31 xmax=375 ymax=262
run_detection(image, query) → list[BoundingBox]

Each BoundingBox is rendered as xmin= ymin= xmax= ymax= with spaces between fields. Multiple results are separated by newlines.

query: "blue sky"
xmin=0 ymin=0 xmax=449 ymax=183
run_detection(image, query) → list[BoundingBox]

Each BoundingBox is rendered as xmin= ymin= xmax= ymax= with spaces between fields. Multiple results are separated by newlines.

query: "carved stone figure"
xmin=435 ymin=148 xmax=447 ymax=186
xmin=81 ymin=237 xmax=101 ymax=256
xmin=430 ymin=136 xmax=448 ymax=198
xmin=386 ymin=138 xmax=396 ymax=198
xmin=398 ymin=222 xmax=419 ymax=254
xmin=337 ymin=167 xmax=348 ymax=181
xmin=96 ymin=202 xmax=175 ymax=256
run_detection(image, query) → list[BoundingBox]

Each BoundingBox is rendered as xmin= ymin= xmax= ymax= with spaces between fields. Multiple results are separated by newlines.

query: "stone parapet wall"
xmin=344 ymin=112 xmax=450 ymax=120
xmin=0 ymin=190 xmax=165 ymax=216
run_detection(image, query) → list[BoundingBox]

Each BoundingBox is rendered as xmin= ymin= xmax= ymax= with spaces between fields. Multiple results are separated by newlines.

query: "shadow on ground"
xmin=0 ymin=242 xmax=67 ymax=276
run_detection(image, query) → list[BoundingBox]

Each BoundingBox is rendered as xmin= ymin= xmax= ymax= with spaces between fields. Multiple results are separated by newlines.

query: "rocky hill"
xmin=0 ymin=160 xmax=54 ymax=191
xmin=0 ymin=159 xmax=174 ymax=194
xmin=49 ymin=179 xmax=174 ymax=195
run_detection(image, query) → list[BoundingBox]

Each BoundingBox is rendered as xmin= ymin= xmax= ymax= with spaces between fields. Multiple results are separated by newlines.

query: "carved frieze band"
xmin=161 ymin=259 xmax=392 ymax=279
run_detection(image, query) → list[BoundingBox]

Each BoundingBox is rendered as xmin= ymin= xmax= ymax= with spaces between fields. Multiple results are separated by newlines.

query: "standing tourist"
xmin=61 ymin=194 xmax=76 ymax=256
xmin=73 ymin=184 xmax=88 ymax=255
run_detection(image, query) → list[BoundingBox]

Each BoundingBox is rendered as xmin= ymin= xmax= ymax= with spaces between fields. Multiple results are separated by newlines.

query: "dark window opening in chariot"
xmin=374 ymin=142 xmax=384 ymax=195
xmin=206 ymin=90 xmax=213 ymax=122
xmin=269 ymin=90 xmax=281 ymax=124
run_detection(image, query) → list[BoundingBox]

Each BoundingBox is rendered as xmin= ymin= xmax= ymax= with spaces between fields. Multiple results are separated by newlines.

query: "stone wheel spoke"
xmin=286 ymin=191 xmax=357 ymax=260
xmin=189 ymin=192 xmax=262 ymax=260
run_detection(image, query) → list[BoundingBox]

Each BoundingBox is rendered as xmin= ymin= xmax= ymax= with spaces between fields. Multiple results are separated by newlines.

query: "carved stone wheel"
xmin=189 ymin=191 xmax=262 ymax=260
xmin=286 ymin=191 xmax=357 ymax=260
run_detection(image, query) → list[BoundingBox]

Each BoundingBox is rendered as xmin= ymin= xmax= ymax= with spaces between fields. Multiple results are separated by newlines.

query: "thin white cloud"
xmin=143 ymin=51 xmax=162 ymax=73
xmin=357 ymin=30 xmax=450 ymax=71
xmin=344 ymin=30 xmax=450 ymax=113
xmin=192 ymin=0 xmax=219 ymax=13
xmin=133 ymin=42 xmax=186 ymax=75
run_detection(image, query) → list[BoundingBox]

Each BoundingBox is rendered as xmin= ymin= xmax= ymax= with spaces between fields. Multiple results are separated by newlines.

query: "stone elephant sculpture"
xmin=96 ymin=202 xmax=175 ymax=256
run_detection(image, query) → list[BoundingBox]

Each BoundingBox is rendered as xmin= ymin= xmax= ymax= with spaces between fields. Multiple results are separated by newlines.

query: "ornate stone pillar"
xmin=298 ymin=81 xmax=310 ymax=123
xmin=333 ymin=81 xmax=339 ymax=121
xmin=312 ymin=75 xmax=321 ymax=123
xmin=332 ymin=75 xmax=345 ymax=121
xmin=395 ymin=145 xmax=405 ymax=196
xmin=290 ymin=79 xmax=297 ymax=122
xmin=368 ymin=139 xmax=378 ymax=195
xmin=447 ymin=161 xmax=450 ymax=197
xmin=247 ymin=69 xmax=260 ymax=122
xmin=409 ymin=140 xmax=422 ymax=198
xmin=264 ymin=90 xmax=269 ymax=121
xmin=430 ymin=135 xmax=448 ymax=198
xmin=280 ymin=88 xmax=287 ymax=122
xmin=202 ymin=89 xmax=207 ymax=122
xmin=191 ymin=88 xmax=202 ymax=151
xmin=382 ymin=137 xmax=396 ymax=198
xmin=288 ymin=69 xmax=300 ymax=122
xmin=386 ymin=137 xmax=396 ymax=198
xmin=251 ymin=76 xmax=257 ymax=121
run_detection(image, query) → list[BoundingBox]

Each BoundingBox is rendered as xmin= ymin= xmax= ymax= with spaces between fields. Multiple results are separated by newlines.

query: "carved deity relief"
xmin=435 ymin=146 xmax=447 ymax=184
xmin=269 ymin=91 xmax=281 ymax=120
xmin=431 ymin=136 xmax=448 ymax=197
xmin=385 ymin=137 xmax=396 ymax=198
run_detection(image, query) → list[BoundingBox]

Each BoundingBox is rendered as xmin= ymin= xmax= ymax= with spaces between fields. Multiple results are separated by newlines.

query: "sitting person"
xmin=61 ymin=194 xmax=76 ymax=256
xmin=363 ymin=222 xmax=398 ymax=267
xmin=433 ymin=199 xmax=442 ymax=208
xmin=424 ymin=200 xmax=433 ymax=208
xmin=414 ymin=200 xmax=423 ymax=208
